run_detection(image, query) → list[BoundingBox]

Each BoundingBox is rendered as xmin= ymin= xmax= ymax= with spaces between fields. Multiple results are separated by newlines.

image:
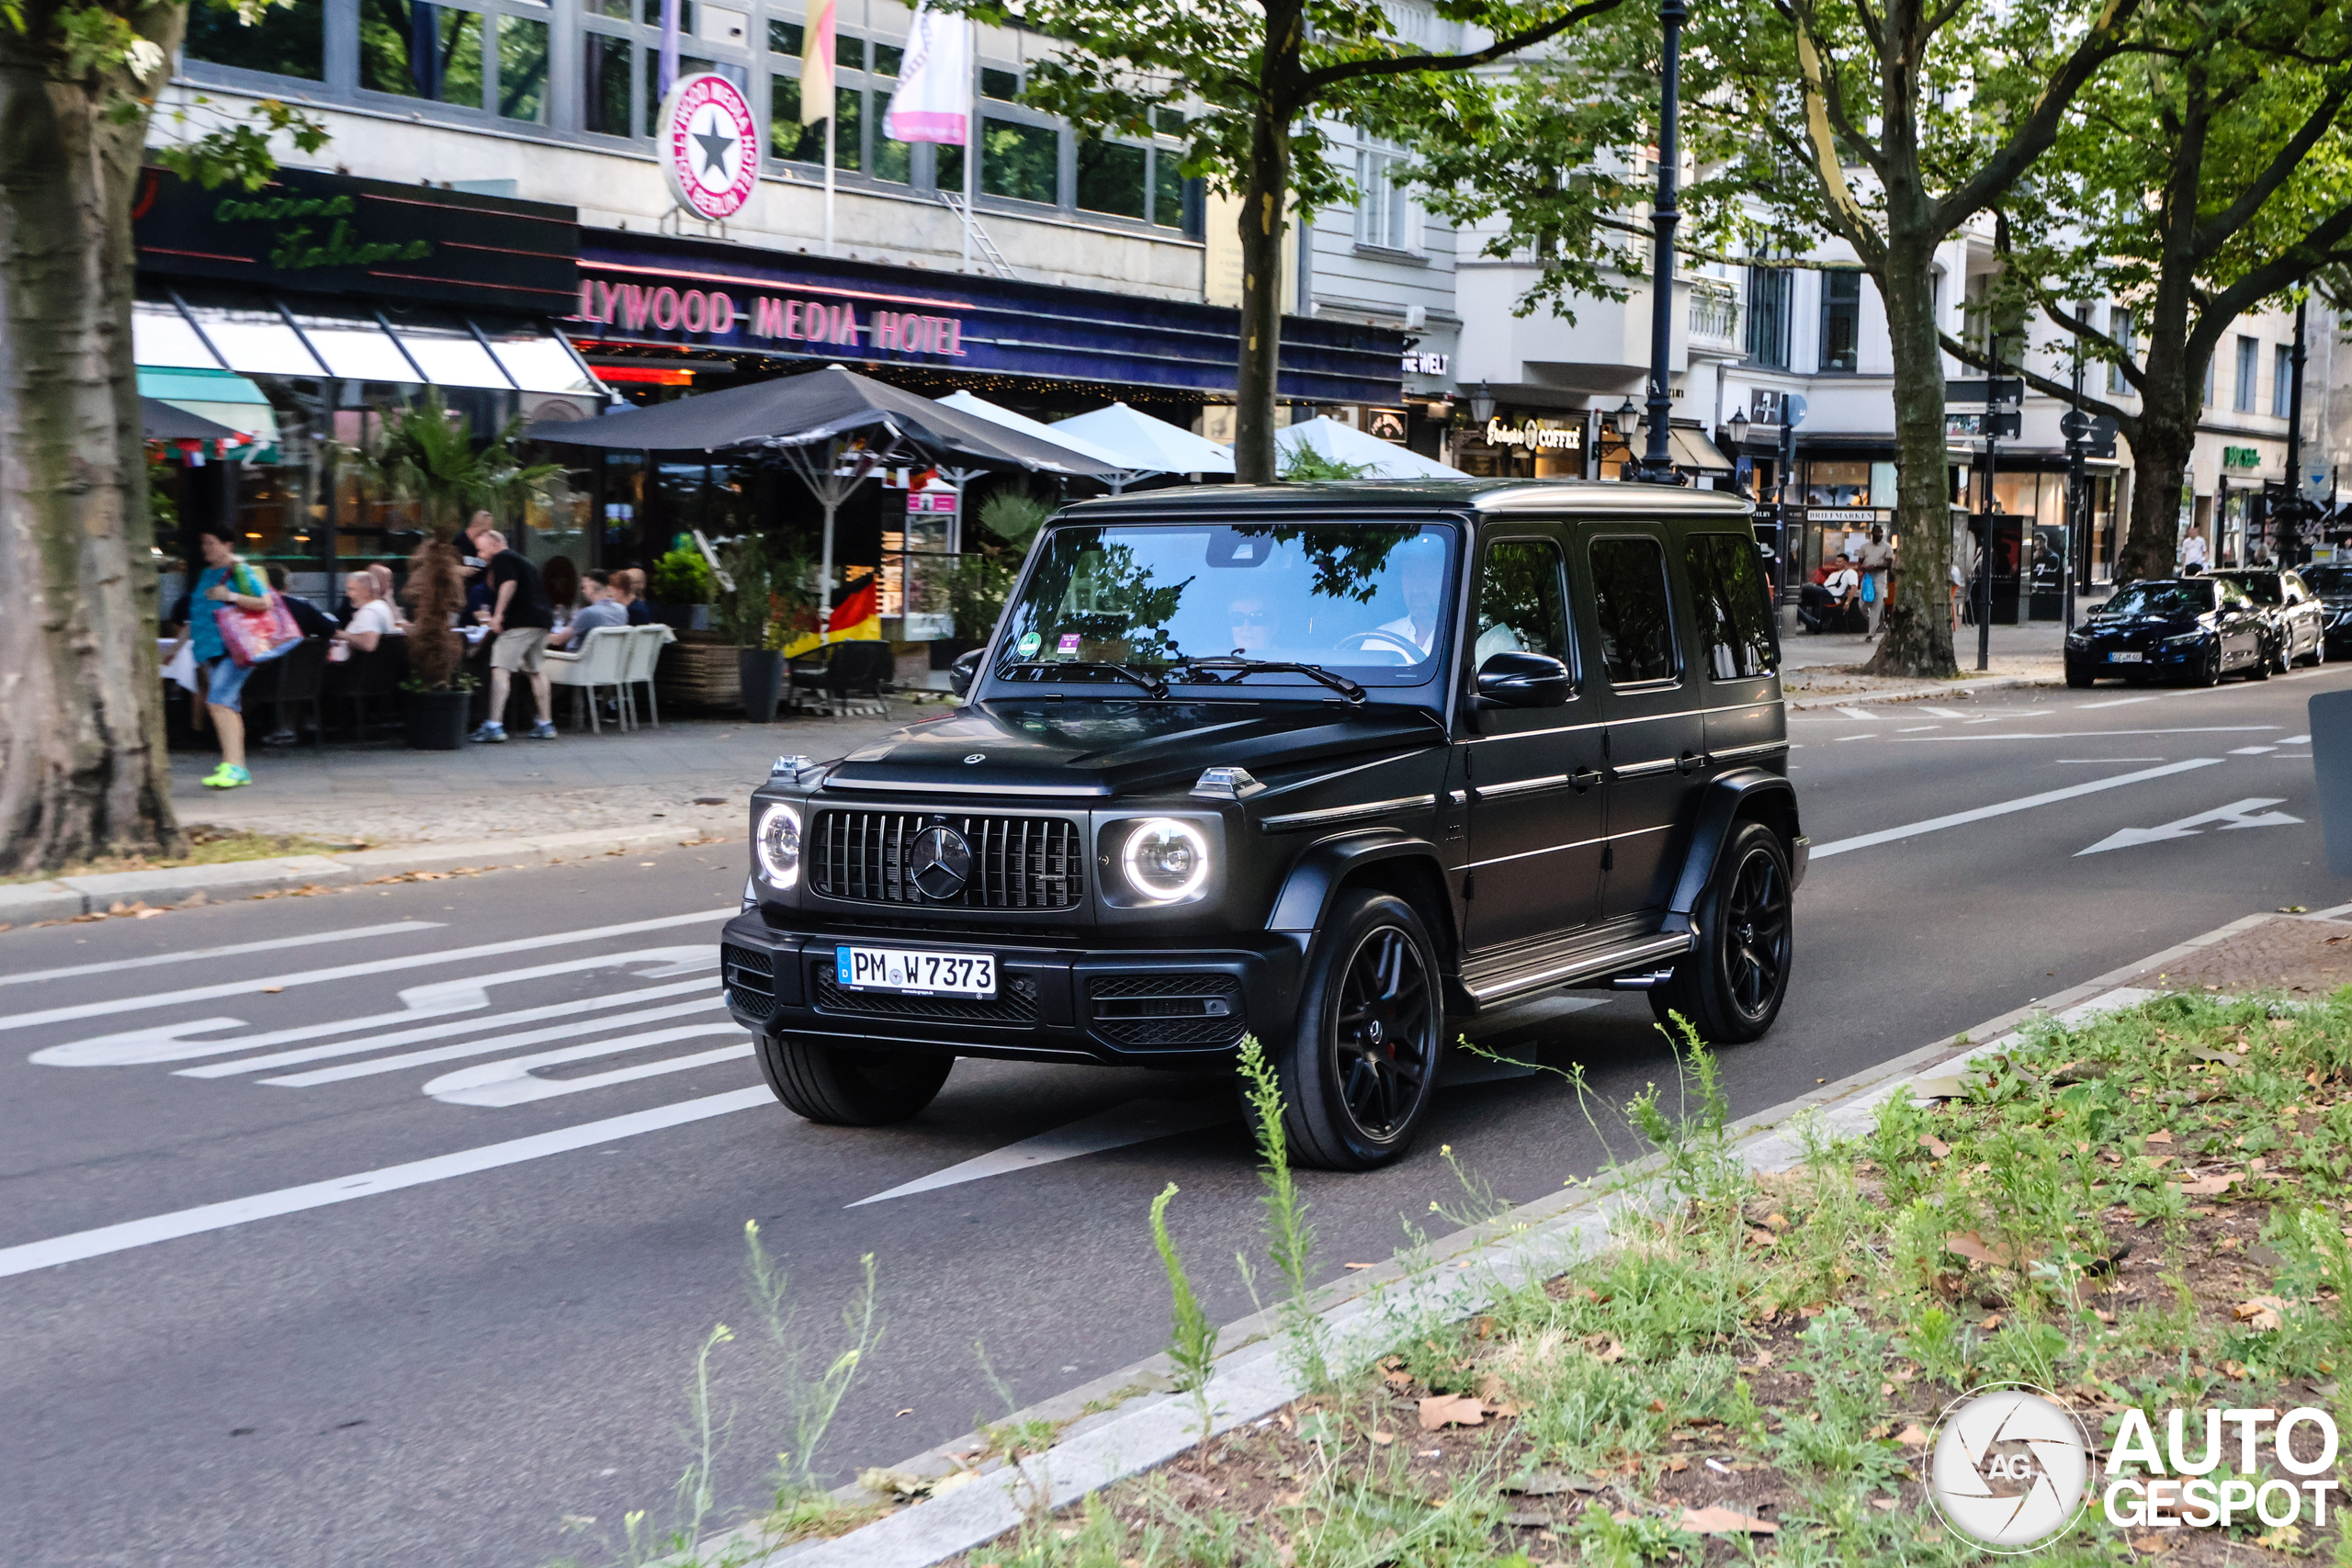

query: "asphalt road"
xmin=6 ymin=665 xmax=2347 ymax=1567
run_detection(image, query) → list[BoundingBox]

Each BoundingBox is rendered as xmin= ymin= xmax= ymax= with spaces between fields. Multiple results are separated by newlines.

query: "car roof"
xmin=1061 ymin=479 xmax=1755 ymax=522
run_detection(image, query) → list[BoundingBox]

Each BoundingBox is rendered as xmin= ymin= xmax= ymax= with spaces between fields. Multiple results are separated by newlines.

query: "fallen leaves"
xmin=1417 ymin=1394 xmax=1487 ymax=1431
xmin=1679 ymin=1505 xmax=1778 ymax=1535
xmin=1918 ymin=1134 xmax=1952 ymax=1158
xmin=2233 ymin=1294 xmax=2287 ymax=1331
xmin=1945 ymin=1231 xmax=2034 ymax=1269
xmin=2143 ymin=1129 xmax=2174 ymax=1145
xmin=2175 ymin=1172 xmax=2246 ymax=1197
xmin=1895 ymin=1424 xmax=1930 ymax=1448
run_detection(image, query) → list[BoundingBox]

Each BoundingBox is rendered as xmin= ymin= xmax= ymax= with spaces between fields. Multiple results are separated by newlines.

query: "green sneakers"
xmin=201 ymin=763 xmax=252 ymax=789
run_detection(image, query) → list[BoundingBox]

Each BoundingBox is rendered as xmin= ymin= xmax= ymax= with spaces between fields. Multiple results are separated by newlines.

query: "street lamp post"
xmin=1636 ymin=0 xmax=1687 ymax=485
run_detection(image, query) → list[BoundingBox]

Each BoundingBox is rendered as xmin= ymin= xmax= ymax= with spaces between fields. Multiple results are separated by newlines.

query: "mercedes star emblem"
xmin=909 ymin=826 xmax=973 ymax=899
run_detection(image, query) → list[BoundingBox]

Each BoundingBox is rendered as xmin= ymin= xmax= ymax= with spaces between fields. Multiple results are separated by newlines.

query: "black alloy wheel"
xmin=2303 ymin=633 xmax=2327 ymax=668
xmin=2271 ymin=633 xmax=2293 ymax=675
xmin=2065 ymin=661 xmax=2094 ymax=689
xmin=2247 ymin=637 xmax=2273 ymax=680
xmin=2190 ymin=643 xmax=2223 ymax=687
xmin=1267 ymin=889 xmax=1442 ymax=1170
xmin=1650 ymin=821 xmax=1794 ymax=1045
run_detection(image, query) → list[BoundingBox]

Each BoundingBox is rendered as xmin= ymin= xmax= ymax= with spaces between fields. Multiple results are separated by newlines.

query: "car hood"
xmin=812 ymin=700 xmax=1442 ymax=800
xmin=2077 ymin=613 xmax=2206 ymax=635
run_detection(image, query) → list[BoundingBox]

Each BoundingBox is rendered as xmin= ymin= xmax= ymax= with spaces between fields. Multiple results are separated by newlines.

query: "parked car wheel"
xmin=2270 ymin=634 xmax=2292 ymax=676
xmin=2303 ymin=635 xmax=2328 ymax=668
xmin=1265 ymin=889 xmax=1442 ymax=1172
xmin=756 ymin=1032 xmax=952 ymax=1125
xmin=2065 ymin=663 xmax=2095 ymax=689
xmin=2246 ymin=641 xmax=2273 ymax=681
xmin=1649 ymin=822 xmax=1793 ymax=1046
xmin=2188 ymin=644 xmax=2223 ymax=686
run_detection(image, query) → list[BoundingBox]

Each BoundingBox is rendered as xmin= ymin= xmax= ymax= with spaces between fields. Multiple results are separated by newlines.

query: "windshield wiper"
xmin=1167 ymin=657 xmax=1367 ymax=703
xmin=997 ymin=660 xmax=1170 ymax=699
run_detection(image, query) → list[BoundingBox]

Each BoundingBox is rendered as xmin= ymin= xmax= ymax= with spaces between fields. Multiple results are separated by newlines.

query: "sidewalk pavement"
xmin=1778 ymin=614 xmax=2069 ymax=705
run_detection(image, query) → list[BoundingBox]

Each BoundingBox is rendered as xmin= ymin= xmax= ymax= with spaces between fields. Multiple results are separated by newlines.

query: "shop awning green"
xmin=519 ymin=364 xmax=1120 ymax=476
xmin=140 ymin=397 xmax=243 ymax=443
xmin=136 ymin=367 xmax=277 ymax=461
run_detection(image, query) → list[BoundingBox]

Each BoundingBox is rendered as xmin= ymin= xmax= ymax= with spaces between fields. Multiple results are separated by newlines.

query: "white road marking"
xmin=848 ymin=1099 xmax=1234 ymax=1207
xmin=262 ymin=995 xmax=729 ymax=1087
xmin=38 ymin=947 xmax=713 ymax=1068
xmin=1835 ymin=706 xmax=1878 ymax=720
xmin=0 ymin=922 xmax=445 ymax=988
xmin=2077 ymin=798 xmax=2302 ymax=856
xmin=1808 ymin=758 xmax=2224 ymax=861
xmin=0 ymin=908 xmax=729 ymax=1035
xmin=2230 ymin=745 xmax=2278 ymax=754
xmin=1918 ymin=706 xmax=1967 ymax=718
xmin=2055 ymin=758 xmax=2165 ymax=763
xmin=1894 ymin=726 xmax=2278 ymax=742
xmin=0 ymin=1087 xmax=774 ymax=1280
xmin=1896 ymin=725 xmax=1941 ymax=733
xmin=2282 ymin=734 xmax=2312 ymax=745
xmin=424 ymin=1025 xmax=748 ymax=1106
xmin=1836 ymin=733 xmax=1878 ymax=742
xmin=2076 ymin=695 xmax=2157 ymax=709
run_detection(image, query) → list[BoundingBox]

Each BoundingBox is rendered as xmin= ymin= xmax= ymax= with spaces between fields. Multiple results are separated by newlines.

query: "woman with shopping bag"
xmin=172 ymin=523 xmax=299 ymax=789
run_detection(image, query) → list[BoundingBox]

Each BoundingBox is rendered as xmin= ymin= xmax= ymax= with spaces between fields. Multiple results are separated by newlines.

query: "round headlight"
xmin=1122 ymin=818 xmax=1212 ymax=904
xmin=755 ymin=802 xmax=802 ymax=888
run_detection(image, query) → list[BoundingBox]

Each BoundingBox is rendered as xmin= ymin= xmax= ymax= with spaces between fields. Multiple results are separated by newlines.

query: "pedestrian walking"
xmin=2181 ymin=525 xmax=2210 ymax=574
xmin=470 ymin=529 xmax=558 ymax=742
xmin=174 ymin=523 xmax=277 ymax=789
xmin=1859 ymin=525 xmax=1894 ymax=635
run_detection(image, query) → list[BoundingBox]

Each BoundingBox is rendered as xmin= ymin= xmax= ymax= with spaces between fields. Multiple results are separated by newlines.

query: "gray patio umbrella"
xmin=522 ymin=364 xmax=1116 ymax=608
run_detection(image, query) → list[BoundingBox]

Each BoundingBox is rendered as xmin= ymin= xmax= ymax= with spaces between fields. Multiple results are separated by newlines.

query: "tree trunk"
xmin=2116 ymin=394 xmax=2197 ymax=585
xmin=0 ymin=36 xmax=185 ymax=876
xmin=1865 ymin=234 xmax=1959 ymax=678
xmin=1231 ymin=85 xmax=1294 ymax=485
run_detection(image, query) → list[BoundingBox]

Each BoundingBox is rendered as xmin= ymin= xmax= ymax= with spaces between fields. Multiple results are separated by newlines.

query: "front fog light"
xmin=755 ymin=802 xmax=802 ymax=888
xmin=1122 ymin=818 xmax=1211 ymax=903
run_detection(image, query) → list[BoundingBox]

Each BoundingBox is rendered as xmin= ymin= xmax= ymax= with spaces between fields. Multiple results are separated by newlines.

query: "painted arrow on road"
xmin=2076 ymin=797 xmax=2303 ymax=856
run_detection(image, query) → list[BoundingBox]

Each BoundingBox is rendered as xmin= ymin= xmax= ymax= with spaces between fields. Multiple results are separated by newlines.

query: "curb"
xmin=700 ymin=908 xmax=2290 ymax=1568
xmin=0 ymin=823 xmax=746 ymax=927
xmin=1783 ymin=669 xmax=2063 ymax=710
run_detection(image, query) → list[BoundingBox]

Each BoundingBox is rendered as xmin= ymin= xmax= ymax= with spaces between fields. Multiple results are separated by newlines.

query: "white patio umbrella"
xmin=1276 ymin=416 xmax=1470 ymax=479
xmin=1051 ymin=400 xmax=1238 ymax=477
xmin=936 ymin=391 xmax=1154 ymax=491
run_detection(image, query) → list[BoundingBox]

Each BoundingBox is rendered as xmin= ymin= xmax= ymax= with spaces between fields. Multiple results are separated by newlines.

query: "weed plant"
xmin=1149 ymin=1182 xmax=1222 ymax=1451
xmin=1236 ymin=1034 xmax=1330 ymax=1393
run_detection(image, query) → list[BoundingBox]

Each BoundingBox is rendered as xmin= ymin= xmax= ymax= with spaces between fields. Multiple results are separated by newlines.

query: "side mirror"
xmin=1476 ymin=650 xmax=1572 ymax=708
xmin=949 ymin=646 xmax=983 ymax=698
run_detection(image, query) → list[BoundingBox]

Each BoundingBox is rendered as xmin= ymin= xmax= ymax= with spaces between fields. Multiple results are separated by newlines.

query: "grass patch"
xmin=1 ymin=826 xmax=362 ymax=886
xmin=947 ymin=991 xmax=2352 ymax=1566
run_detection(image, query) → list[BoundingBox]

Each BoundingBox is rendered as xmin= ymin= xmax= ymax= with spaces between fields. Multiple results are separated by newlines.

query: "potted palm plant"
xmin=345 ymin=391 xmax=562 ymax=750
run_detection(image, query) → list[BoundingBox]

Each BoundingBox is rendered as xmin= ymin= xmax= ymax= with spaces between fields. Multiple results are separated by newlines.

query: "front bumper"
xmin=718 ymin=910 xmax=1303 ymax=1068
xmin=2066 ymin=637 xmax=2210 ymax=673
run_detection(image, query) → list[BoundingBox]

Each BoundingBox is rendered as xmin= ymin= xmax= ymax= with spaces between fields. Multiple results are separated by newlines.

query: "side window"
xmin=1686 ymin=533 xmax=1781 ymax=679
xmin=1589 ymin=536 xmax=1679 ymax=683
xmin=1473 ymin=537 xmax=1573 ymax=671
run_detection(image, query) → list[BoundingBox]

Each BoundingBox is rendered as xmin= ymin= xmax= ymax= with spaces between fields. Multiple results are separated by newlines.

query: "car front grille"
xmin=810 ymin=811 xmax=1085 ymax=910
xmin=1086 ymin=973 xmax=1246 ymax=1048
xmin=813 ymin=964 xmax=1040 ymax=1025
xmin=722 ymin=942 xmax=776 ymax=1021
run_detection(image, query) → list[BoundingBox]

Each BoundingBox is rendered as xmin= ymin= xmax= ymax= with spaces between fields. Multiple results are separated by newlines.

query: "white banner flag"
xmin=884 ymin=0 xmax=973 ymax=145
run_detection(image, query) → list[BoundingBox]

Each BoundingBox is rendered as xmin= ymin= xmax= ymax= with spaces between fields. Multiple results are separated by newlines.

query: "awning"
xmin=1669 ymin=425 xmax=1735 ymax=474
xmin=141 ymin=397 xmax=243 ymax=444
xmin=131 ymin=297 xmax=602 ymax=395
xmin=137 ymin=367 xmax=277 ymax=461
xmin=1276 ymin=416 xmax=1468 ymax=479
xmin=1047 ymin=400 xmax=1237 ymax=476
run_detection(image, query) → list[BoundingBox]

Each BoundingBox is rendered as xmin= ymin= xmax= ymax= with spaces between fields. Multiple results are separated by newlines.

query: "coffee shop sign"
xmin=1485 ymin=417 xmax=1582 ymax=452
xmin=574 ymin=276 xmax=968 ymax=356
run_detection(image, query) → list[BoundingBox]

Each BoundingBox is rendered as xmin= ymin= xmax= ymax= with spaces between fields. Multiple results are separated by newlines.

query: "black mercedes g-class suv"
xmin=720 ymin=480 xmax=1804 ymax=1169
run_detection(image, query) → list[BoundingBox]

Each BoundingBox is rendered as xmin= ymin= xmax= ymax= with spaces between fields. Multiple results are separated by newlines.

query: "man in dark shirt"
xmin=265 ymin=564 xmax=341 ymax=641
xmin=472 ymin=528 xmax=557 ymax=741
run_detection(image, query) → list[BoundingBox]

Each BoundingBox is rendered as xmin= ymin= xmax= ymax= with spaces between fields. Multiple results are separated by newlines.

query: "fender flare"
xmin=1659 ymin=769 xmax=1803 ymax=935
xmin=1265 ymin=828 xmax=1445 ymax=934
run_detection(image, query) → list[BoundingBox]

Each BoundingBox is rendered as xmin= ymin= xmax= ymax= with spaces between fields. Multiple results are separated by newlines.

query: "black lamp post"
xmin=1612 ymin=395 xmax=1642 ymax=476
xmin=1726 ymin=409 xmax=1750 ymax=450
xmin=1637 ymin=0 xmax=1688 ymax=485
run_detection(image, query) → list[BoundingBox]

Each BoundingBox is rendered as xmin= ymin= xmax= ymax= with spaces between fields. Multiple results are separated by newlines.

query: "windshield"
xmin=2100 ymin=581 xmax=2213 ymax=618
xmin=993 ymin=522 xmax=1458 ymax=689
xmin=2213 ymin=572 xmax=2282 ymax=604
xmin=2302 ymin=563 xmax=2352 ymax=594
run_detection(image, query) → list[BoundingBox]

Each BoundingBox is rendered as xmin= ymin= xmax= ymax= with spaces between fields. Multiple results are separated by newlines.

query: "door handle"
xmin=1677 ymin=750 xmax=1703 ymax=775
xmin=1570 ymin=766 xmax=1603 ymax=793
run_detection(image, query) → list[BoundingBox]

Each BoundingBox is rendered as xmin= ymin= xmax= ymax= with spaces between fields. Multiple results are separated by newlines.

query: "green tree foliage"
xmin=944 ymin=0 xmax=1626 ymax=482
xmin=1968 ymin=0 xmax=2352 ymax=581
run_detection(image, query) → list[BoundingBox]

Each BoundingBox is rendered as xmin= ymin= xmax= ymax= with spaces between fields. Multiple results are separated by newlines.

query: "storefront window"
xmin=1804 ymin=460 xmax=1871 ymax=505
xmin=983 ymin=118 xmax=1060 ymax=204
xmin=185 ymin=0 xmax=324 ymax=79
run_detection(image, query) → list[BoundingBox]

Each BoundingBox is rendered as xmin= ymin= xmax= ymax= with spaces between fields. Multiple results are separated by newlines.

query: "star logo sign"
xmin=690 ymin=107 xmax=736 ymax=184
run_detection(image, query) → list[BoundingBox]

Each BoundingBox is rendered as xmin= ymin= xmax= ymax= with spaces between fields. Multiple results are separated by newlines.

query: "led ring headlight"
xmin=1122 ymin=818 xmax=1211 ymax=904
xmin=755 ymin=801 xmax=802 ymax=888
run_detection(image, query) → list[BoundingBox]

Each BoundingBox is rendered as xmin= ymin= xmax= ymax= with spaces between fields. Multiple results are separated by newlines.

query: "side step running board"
xmin=1462 ymin=931 xmax=1693 ymax=1009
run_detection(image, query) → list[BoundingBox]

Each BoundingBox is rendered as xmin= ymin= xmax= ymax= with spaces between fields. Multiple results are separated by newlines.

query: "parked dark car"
xmin=2299 ymin=561 xmax=2352 ymax=659
xmin=2208 ymin=569 xmax=2327 ymax=670
xmin=720 ymin=482 xmax=1805 ymax=1170
xmin=2064 ymin=576 xmax=2275 ymax=687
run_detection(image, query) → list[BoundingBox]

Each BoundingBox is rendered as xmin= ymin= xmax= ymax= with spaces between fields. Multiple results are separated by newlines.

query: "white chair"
xmin=619 ymin=623 xmax=673 ymax=728
xmin=544 ymin=625 xmax=635 ymax=734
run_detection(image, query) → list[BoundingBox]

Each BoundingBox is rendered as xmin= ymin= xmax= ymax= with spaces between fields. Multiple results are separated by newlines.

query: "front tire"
xmin=2065 ymin=663 xmax=2094 ymax=689
xmin=757 ymin=1033 xmax=952 ymax=1125
xmin=2188 ymin=644 xmax=2223 ymax=687
xmin=2247 ymin=641 xmax=2273 ymax=681
xmin=1266 ymin=890 xmax=1442 ymax=1171
xmin=2301 ymin=633 xmax=2326 ymax=668
xmin=1648 ymin=822 xmax=1793 ymax=1045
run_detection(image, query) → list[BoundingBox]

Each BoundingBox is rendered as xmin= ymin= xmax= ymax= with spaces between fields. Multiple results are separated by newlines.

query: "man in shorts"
xmin=471 ymin=528 xmax=558 ymax=742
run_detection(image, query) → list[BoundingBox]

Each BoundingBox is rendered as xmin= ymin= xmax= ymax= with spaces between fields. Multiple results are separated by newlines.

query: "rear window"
xmin=1685 ymin=533 xmax=1780 ymax=679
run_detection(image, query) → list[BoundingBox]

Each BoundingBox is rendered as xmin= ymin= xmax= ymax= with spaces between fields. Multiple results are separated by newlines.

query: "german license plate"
xmin=2108 ymin=650 xmax=2143 ymax=663
xmin=837 ymin=945 xmax=996 ymax=998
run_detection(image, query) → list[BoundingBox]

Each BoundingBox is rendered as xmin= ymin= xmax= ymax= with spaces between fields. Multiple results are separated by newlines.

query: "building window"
xmin=2204 ymin=355 xmax=2216 ymax=407
xmin=2108 ymin=309 xmax=2132 ymax=394
xmin=1076 ymin=139 xmax=1148 ymax=220
xmin=497 ymin=14 xmax=549 ymax=120
xmin=184 ymin=0 xmax=324 ymax=79
xmin=2274 ymin=343 xmax=2293 ymax=418
xmin=1355 ymin=141 xmax=1416 ymax=252
xmin=2235 ymin=334 xmax=2257 ymax=412
xmin=982 ymin=117 xmax=1059 ymax=204
xmin=582 ymin=30 xmax=632 ymax=135
xmin=362 ymin=0 xmax=487 ymax=107
xmin=1745 ymin=266 xmax=1791 ymax=368
xmin=1818 ymin=270 xmax=1860 ymax=372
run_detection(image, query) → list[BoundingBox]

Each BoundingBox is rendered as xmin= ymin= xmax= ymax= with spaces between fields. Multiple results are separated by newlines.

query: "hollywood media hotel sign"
xmin=574 ymin=276 xmax=968 ymax=357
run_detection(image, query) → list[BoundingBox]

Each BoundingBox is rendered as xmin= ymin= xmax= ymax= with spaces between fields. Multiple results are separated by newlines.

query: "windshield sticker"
xmin=1016 ymin=631 xmax=1042 ymax=658
xmin=1057 ymin=633 xmax=1082 ymax=657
